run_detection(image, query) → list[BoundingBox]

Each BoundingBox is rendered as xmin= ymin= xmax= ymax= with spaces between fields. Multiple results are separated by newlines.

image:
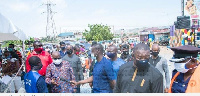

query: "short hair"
xmin=133 ymin=43 xmax=150 ymax=53
xmin=74 ymin=45 xmax=80 ymax=50
xmin=29 ymin=56 xmax=41 ymax=68
xmin=9 ymin=44 xmax=15 ymax=48
xmin=59 ymin=42 xmax=65 ymax=45
xmin=4 ymin=50 xmax=9 ymax=54
xmin=66 ymin=44 xmax=74 ymax=49
xmin=93 ymin=43 xmax=104 ymax=53
xmin=92 ymin=41 xmax=97 ymax=47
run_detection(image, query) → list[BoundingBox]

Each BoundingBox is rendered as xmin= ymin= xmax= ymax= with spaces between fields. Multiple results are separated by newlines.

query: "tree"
xmin=83 ymin=24 xmax=114 ymax=42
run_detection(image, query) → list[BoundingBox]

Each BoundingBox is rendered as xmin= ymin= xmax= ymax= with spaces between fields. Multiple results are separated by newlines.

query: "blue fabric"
xmin=171 ymin=70 xmax=191 ymax=93
xmin=110 ymin=58 xmax=125 ymax=80
xmin=36 ymin=76 xmax=49 ymax=93
xmin=92 ymin=57 xmax=115 ymax=93
xmin=24 ymin=71 xmax=41 ymax=93
xmin=59 ymin=51 xmax=67 ymax=58
xmin=0 ymin=49 xmax=2 ymax=56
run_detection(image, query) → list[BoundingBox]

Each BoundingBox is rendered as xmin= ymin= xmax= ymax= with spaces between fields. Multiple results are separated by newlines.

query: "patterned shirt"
xmin=45 ymin=61 xmax=76 ymax=93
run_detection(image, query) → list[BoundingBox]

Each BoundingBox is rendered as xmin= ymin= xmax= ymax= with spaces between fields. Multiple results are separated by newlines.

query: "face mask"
xmin=67 ymin=50 xmax=73 ymax=55
xmin=34 ymin=47 xmax=43 ymax=52
xmin=61 ymin=47 xmax=65 ymax=50
xmin=174 ymin=59 xmax=191 ymax=73
xmin=53 ymin=59 xmax=62 ymax=65
xmin=123 ymin=51 xmax=129 ymax=55
xmin=135 ymin=59 xmax=149 ymax=70
xmin=152 ymin=52 xmax=159 ymax=57
xmin=107 ymin=52 xmax=116 ymax=59
xmin=8 ymin=48 xmax=13 ymax=52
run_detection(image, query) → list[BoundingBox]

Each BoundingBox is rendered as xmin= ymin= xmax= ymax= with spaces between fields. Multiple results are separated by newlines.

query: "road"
xmin=80 ymin=46 xmax=175 ymax=93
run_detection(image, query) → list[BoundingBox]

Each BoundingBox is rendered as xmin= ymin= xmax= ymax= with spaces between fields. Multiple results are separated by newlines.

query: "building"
xmin=139 ymin=26 xmax=170 ymax=42
xmin=58 ymin=32 xmax=75 ymax=41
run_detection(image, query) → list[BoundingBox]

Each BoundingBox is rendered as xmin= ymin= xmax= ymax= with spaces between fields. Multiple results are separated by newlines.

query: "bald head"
xmin=152 ymin=43 xmax=160 ymax=52
xmin=52 ymin=51 xmax=61 ymax=59
xmin=66 ymin=45 xmax=73 ymax=50
xmin=92 ymin=44 xmax=104 ymax=54
xmin=108 ymin=45 xmax=118 ymax=53
xmin=33 ymin=41 xmax=42 ymax=49
xmin=133 ymin=43 xmax=150 ymax=62
xmin=133 ymin=43 xmax=150 ymax=54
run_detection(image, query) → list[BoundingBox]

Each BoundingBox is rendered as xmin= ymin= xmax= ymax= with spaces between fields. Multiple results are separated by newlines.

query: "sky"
xmin=0 ymin=0 xmax=181 ymax=38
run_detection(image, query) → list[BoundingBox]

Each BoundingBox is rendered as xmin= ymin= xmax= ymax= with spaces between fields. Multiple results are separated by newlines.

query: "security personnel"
xmin=169 ymin=45 xmax=200 ymax=93
xmin=120 ymin=44 xmax=133 ymax=62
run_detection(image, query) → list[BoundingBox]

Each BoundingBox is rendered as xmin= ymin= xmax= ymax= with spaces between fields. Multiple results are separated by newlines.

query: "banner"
xmin=184 ymin=0 xmax=200 ymax=28
xmin=184 ymin=0 xmax=200 ymax=18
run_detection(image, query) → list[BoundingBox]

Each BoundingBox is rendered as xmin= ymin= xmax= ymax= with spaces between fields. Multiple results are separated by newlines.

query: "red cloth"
xmin=26 ymin=51 xmax=53 ymax=76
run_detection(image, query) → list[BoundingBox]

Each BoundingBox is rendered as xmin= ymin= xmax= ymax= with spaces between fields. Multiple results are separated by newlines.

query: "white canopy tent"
xmin=0 ymin=13 xmax=28 ymax=93
xmin=0 ymin=13 xmax=28 ymax=41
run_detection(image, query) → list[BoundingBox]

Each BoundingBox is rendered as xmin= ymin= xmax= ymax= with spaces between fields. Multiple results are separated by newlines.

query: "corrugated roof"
xmin=58 ymin=32 xmax=74 ymax=37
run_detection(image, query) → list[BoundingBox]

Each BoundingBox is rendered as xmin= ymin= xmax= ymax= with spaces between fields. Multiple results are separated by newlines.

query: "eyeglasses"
xmin=53 ymin=58 xmax=61 ymax=60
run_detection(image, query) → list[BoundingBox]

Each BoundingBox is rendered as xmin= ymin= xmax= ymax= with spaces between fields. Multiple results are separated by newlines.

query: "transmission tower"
xmin=43 ymin=0 xmax=57 ymax=41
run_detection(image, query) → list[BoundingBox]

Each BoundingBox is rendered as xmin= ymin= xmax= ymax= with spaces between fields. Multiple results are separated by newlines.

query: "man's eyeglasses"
xmin=53 ymin=58 xmax=61 ymax=60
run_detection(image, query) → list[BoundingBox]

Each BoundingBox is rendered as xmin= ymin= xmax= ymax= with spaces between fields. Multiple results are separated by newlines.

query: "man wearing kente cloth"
xmin=169 ymin=45 xmax=200 ymax=93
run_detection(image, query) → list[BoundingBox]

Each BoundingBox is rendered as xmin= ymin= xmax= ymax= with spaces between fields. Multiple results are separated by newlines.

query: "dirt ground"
xmin=159 ymin=46 xmax=174 ymax=79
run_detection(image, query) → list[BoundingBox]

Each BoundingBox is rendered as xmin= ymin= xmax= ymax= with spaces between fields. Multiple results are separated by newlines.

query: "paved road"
xmin=80 ymin=46 xmax=175 ymax=93
xmin=159 ymin=46 xmax=174 ymax=80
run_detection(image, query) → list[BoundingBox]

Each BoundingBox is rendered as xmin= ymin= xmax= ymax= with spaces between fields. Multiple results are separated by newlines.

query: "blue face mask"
xmin=106 ymin=52 xmax=116 ymax=59
xmin=135 ymin=59 xmax=149 ymax=70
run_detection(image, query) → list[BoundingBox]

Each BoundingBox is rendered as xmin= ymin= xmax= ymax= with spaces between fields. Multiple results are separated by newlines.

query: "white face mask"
xmin=53 ymin=59 xmax=62 ymax=65
xmin=174 ymin=59 xmax=191 ymax=73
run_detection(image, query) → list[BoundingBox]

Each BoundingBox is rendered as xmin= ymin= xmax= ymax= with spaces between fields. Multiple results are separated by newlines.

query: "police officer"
xmin=169 ymin=45 xmax=200 ymax=93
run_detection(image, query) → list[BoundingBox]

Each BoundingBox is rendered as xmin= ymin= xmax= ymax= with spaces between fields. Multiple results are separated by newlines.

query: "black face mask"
xmin=122 ymin=51 xmax=129 ymax=55
xmin=61 ymin=47 xmax=65 ymax=50
xmin=135 ymin=59 xmax=149 ymax=70
xmin=67 ymin=49 xmax=73 ymax=55
xmin=151 ymin=52 xmax=159 ymax=57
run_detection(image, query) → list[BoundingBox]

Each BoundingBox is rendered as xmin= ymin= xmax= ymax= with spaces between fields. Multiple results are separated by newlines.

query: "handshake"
xmin=55 ymin=77 xmax=80 ymax=86
xmin=70 ymin=81 xmax=80 ymax=86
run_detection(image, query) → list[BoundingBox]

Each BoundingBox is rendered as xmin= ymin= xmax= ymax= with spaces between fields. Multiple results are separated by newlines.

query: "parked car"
xmin=159 ymin=36 xmax=169 ymax=46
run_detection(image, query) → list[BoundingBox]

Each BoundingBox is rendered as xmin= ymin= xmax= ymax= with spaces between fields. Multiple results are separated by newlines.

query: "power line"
xmin=42 ymin=0 xmax=57 ymax=40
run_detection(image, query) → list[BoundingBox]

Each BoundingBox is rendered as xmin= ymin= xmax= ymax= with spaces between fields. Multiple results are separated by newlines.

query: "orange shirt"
xmin=25 ymin=51 xmax=53 ymax=76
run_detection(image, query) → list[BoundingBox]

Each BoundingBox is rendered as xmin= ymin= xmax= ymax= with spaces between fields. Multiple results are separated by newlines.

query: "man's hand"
xmin=164 ymin=88 xmax=169 ymax=93
xmin=51 ymin=78 xmax=58 ymax=85
xmin=89 ymin=83 xmax=93 ymax=88
xmin=105 ymin=55 xmax=110 ymax=59
xmin=70 ymin=80 xmax=79 ymax=86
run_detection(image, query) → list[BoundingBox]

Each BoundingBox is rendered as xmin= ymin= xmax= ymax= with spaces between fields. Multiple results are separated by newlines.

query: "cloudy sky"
xmin=0 ymin=0 xmax=181 ymax=37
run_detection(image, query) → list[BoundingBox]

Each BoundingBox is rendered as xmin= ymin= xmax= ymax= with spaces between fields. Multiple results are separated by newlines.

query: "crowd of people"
xmin=0 ymin=40 xmax=200 ymax=93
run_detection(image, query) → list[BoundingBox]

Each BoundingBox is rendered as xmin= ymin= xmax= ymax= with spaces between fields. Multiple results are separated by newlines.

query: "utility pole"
xmin=181 ymin=0 xmax=184 ymax=16
xmin=42 ymin=0 xmax=57 ymax=42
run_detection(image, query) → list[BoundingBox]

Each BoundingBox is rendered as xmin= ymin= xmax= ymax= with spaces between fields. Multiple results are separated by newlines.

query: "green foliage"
xmin=83 ymin=24 xmax=114 ymax=42
xmin=2 ymin=37 xmax=35 ymax=49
